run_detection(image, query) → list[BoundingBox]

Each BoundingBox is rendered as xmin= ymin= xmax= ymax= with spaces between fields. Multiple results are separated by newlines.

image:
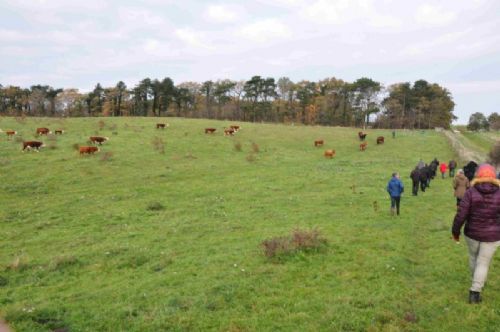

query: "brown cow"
xmin=376 ymin=136 xmax=385 ymax=144
xmin=156 ymin=123 xmax=168 ymax=129
xmin=314 ymin=140 xmax=324 ymax=147
xmin=89 ymin=136 xmax=109 ymax=145
xmin=360 ymin=142 xmax=367 ymax=151
xmin=224 ymin=128 xmax=235 ymax=136
xmin=4 ymin=130 xmax=17 ymax=138
xmin=54 ymin=129 xmax=64 ymax=135
xmin=205 ymin=128 xmax=216 ymax=134
xmin=230 ymin=125 xmax=240 ymax=131
xmin=22 ymin=141 xmax=45 ymax=151
xmin=358 ymin=132 xmax=367 ymax=141
xmin=324 ymin=149 xmax=336 ymax=158
xmin=79 ymin=146 xmax=100 ymax=155
xmin=36 ymin=127 xmax=51 ymax=135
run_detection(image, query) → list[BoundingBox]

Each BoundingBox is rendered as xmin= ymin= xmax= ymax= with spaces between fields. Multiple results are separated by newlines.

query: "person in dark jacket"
xmin=451 ymin=164 xmax=500 ymax=304
xmin=387 ymin=172 xmax=404 ymax=216
xmin=410 ymin=167 xmax=420 ymax=196
xmin=463 ymin=161 xmax=478 ymax=182
xmin=419 ymin=166 xmax=428 ymax=192
xmin=448 ymin=160 xmax=457 ymax=177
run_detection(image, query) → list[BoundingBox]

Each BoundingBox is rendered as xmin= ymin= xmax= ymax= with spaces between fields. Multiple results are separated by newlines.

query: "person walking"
xmin=451 ymin=164 xmax=500 ymax=304
xmin=453 ymin=169 xmax=470 ymax=208
xmin=387 ymin=172 xmax=404 ymax=216
xmin=449 ymin=160 xmax=457 ymax=177
xmin=419 ymin=165 xmax=428 ymax=192
xmin=410 ymin=167 xmax=420 ymax=196
xmin=440 ymin=162 xmax=447 ymax=179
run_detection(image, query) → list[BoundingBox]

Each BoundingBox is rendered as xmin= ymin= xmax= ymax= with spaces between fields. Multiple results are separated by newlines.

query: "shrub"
xmin=100 ymin=152 xmax=113 ymax=162
xmin=251 ymin=142 xmax=260 ymax=153
xmin=152 ymin=136 xmax=165 ymax=154
xmin=147 ymin=201 xmax=165 ymax=211
xmin=246 ymin=153 xmax=257 ymax=163
xmin=234 ymin=142 xmax=242 ymax=151
xmin=488 ymin=141 xmax=500 ymax=167
xmin=261 ymin=228 xmax=327 ymax=260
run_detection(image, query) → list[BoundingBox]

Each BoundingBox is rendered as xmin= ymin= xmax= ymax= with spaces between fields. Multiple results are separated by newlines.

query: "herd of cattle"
xmin=0 ymin=123 xmax=244 ymax=155
xmin=1 ymin=124 xmax=390 ymax=158
xmin=0 ymin=127 xmax=110 ymax=155
xmin=314 ymin=131 xmax=385 ymax=158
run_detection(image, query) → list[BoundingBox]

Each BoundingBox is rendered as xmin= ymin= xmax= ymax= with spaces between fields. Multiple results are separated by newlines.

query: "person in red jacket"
xmin=439 ymin=162 xmax=447 ymax=179
xmin=451 ymin=164 xmax=500 ymax=304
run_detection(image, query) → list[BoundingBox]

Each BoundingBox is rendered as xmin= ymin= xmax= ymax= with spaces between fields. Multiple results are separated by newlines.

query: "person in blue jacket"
xmin=387 ymin=172 xmax=404 ymax=216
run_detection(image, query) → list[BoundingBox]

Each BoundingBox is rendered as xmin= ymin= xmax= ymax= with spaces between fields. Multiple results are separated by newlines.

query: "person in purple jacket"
xmin=451 ymin=163 xmax=500 ymax=304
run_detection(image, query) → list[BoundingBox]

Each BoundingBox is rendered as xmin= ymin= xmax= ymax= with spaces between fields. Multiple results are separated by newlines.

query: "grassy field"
xmin=0 ymin=117 xmax=499 ymax=331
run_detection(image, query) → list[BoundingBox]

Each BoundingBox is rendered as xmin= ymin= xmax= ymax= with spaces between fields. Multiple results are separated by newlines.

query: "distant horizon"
xmin=1 ymin=0 xmax=499 ymax=124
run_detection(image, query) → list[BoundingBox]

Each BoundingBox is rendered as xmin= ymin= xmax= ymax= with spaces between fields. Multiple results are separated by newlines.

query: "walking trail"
xmin=442 ymin=130 xmax=487 ymax=164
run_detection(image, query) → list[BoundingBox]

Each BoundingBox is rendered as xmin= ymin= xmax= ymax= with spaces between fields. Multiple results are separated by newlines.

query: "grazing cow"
xmin=324 ymin=149 xmax=336 ymax=158
xmin=54 ymin=129 xmax=64 ymax=135
xmin=89 ymin=136 xmax=109 ymax=145
xmin=156 ymin=123 xmax=168 ymax=129
xmin=376 ymin=136 xmax=384 ymax=144
xmin=79 ymin=146 xmax=100 ymax=155
xmin=230 ymin=125 xmax=240 ymax=131
xmin=36 ymin=127 xmax=51 ymax=135
xmin=358 ymin=132 xmax=367 ymax=141
xmin=224 ymin=128 xmax=235 ymax=136
xmin=22 ymin=141 xmax=45 ymax=151
xmin=205 ymin=128 xmax=216 ymax=134
xmin=360 ymin=142 xmax=367 ymax=151
xmin=4 ymin=130 xmax=17 ymax=138
xmin=314 ymin=140 xmax=324 ymax=147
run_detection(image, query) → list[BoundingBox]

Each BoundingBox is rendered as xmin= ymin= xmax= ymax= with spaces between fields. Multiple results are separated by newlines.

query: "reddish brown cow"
xmin=54 ymin=129 xmax=64 ymax=135
xmin=79 ymin=146 xmax=100 ymax=155
xmin=314 ymin=140 xmax=324 ymax=147
xmin=376 ymin=136 xmax=385 ymax=144
xmin=358 ymin=132 xmax=367 ymax=140
xmin=224 ymin=128 xmax=235 ymax=136
xmin=36 ymin=127 xmax=51 ymax=135
xmin=156 ymin=123 xmax=168 ymax=129
xmin=230 ymin=125 xmax=240 ymax=131
xmin=22 ymin=141 xmax=45 ymax=151
xmin=360 ymin=142 xmax=367 ymax=151
xmin=4 ymin=130 xmax=17 ymax=138
xmin=324 ymin=149 xmax=336 ymax=158
xmin=205 ymin=128 xmax=216 ymax=134
xmin=89 ymin=136 xmax=109 ymax=145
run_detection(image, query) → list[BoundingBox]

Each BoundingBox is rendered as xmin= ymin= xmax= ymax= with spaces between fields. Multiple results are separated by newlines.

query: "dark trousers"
xmin=420 ymin=180 xmax=426 ymax=192
xmin=441 ymin=172 xmax=445 ymax=179
xmin=390 ymin=196 xmax=401 ymax=215
xmin=449 ymin=169 xmax=455 ymax=177
xmin=412 ymin=181 xmax=419 ymax=195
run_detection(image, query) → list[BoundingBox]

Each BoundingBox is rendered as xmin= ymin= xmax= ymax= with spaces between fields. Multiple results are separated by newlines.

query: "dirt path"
xmin=443 ymin=130 xmax=486 ymax=163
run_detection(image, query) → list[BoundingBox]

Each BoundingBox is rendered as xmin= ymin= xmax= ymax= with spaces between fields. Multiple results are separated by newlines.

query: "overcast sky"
xmin=1 ymin=0 xmax=499 ymax=124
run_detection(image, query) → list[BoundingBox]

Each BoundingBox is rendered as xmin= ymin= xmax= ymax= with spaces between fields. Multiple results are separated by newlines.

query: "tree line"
xmin=0 ymin=77 xmax=457 ymax=129
xmin=467 ymin=112 xmax=499 ymax=131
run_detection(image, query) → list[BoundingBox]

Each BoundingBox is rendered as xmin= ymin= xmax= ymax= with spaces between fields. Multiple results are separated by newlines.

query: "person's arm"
xmin=451 ymin=190 xmax=472 ymax=240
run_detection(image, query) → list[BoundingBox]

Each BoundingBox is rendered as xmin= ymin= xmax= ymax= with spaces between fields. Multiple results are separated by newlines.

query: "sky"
xmin=1 ymin=0 xmax=499 ymax=124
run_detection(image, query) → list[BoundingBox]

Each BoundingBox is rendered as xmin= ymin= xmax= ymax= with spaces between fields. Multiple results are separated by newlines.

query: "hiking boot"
xmin=469 ymin=291 xmax=482 ymax=304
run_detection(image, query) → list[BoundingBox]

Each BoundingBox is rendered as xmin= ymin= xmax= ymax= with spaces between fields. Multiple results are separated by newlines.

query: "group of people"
xmin=385 ymin=161 xmax=499 ymax=305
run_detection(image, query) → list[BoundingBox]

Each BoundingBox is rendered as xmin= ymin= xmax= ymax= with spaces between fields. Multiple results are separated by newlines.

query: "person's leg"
xmin=442 ymin=172 xmax=445 ymax=179
xmin=412 ymin=182 xmax=418 ymax=195
xmin=470 ymin=240 xmax=500 ymax=292
xmin=390 ymin=197 xmax=396 ymax=215
xmin=395 ymin=197 xmax=401 ymax=215
xmin=465 ymin=236 xmax=480 ymax=276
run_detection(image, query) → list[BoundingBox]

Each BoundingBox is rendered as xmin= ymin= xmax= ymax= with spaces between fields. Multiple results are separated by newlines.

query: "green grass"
xmin=1 ymin=118 xmax=499 ymax=331
xmin=460 ymin=131 xmax=498 ymax=154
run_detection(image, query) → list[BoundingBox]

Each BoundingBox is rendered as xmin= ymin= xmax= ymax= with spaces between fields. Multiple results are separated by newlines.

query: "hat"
xmin=475 ymin=164 xmax=496 ymax=179
xmin=471 ymin=163 xmax=499 ymax=186
xmin=457 ymin=169 xmax=463 ymax=174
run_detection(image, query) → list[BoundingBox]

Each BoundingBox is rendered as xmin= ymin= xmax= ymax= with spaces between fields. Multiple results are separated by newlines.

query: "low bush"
xmin=262 ymin=228 xmax=327 ymax=260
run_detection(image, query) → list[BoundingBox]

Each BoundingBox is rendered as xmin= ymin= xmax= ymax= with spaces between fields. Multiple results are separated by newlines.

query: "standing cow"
xmin=36 ymin=128 xmax=51 ymax=135
xmin=22 ymin=141 xmax=45 ymax=151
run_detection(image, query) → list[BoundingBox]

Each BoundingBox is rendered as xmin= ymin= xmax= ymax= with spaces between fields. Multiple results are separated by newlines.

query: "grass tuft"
xmin=262 ymin=228 xmax=327 ymax=260
xmin=146 ymin=201 xmax=165 ymax=211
